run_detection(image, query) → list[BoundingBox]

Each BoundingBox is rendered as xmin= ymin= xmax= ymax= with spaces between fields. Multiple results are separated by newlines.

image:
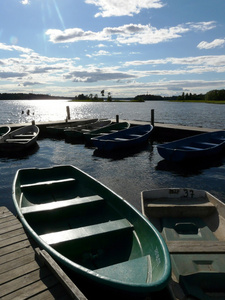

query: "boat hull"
xmin=64 ymin=120 xmax=112 ymax=139
xmin=157 ymin=130 xmax=225 ymax=162
xmin=84 ymin=121 xmax=130 ymax=144
xmin=91 ymin=124 xmax=153 ymax=152
xmin=141 ymin=188 xmax=225 ymax=300
xmin=0 ymin=125 xmax=39 ymax=152
xmin=13 ymin=165 xmax=171 ymax=297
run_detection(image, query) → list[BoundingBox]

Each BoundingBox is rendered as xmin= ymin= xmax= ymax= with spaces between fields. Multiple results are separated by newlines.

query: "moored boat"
xmin=0 ymin=125 xmax=10 ymax=138
xmin=141 ymin=188 xmax=225 ymax=300
xmin=84 ymin=121 xmax=130 ymax=144
xmin=13 ymin=165 xmax=171 ymax=298
xmin=91 ymin=124 xmax=153 ymax=152
xmin=46 ymin=118 xmax=98 ymax=138
xmin=0 ymin=124 xmax=39 ymax=152
xmin=64 ymin=119 xmax=112 ymax=139
xmin=157 ymin=130 xmax=225 ymax=163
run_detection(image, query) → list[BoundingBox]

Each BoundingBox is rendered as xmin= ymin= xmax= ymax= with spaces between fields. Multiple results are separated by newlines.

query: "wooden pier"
xmin=0 ymin=206 xmax=87 ymax=300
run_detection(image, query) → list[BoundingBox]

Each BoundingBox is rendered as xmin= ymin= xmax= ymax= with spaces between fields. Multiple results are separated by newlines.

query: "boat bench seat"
xmin=179 ymin=146 xmax=203 ymax=151
xmin=114 ymin=138 xmax=129 ymax=141
xmin=193 ymin=142 xmax=217 ymax=148
xmin=6 ymin=138 xmax=31 ymax=143
xmin=39 ymin=218 xmax=133 ymax=245
xmin=167 ymin=240 xmax=225 ymax=253
xmin=21 ymin=178 xmax=76 ymax=191
xmin=13 ymin=134 xmax=34 ymax=138
xmin=145 ymin=201 xmax=216 ymax=218
xmin=21 ymin=195 xmax=104 ymax=215
xmin=129 ymin=134 xmax=142 ymax=137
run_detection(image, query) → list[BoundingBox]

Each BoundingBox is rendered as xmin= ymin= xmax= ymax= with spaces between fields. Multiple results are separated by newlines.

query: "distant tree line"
xmin=74 ymin=90 xmax=112 ymax=102
xmin=0 ymin=93 xmax=71 ymax=100
xmin=134 ymin=89 xmax=225 ymax=102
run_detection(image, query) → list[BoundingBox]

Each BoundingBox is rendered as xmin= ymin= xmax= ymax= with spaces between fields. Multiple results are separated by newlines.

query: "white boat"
xmin=141 ymin=188 xmax=225 ymax=300
xmin=0 ymin=124 xmax=39 ymax=152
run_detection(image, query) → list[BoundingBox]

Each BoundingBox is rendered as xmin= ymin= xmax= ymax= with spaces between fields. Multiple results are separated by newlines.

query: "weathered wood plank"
xmin=37 ymin=248 xmax=87 ymax=300
xmin=0 ymin=207 xmax=13 ymax=218
xmin=0 ymin=254 xmax=39 ymax=280
xmin=0 ymin=221 xmax=22 ymax=235
xmin=0 ymin=244 xmax=34 ymax=265
xmin=31 ymin=284 xmax=73 ymax=300
xmin=1 ymin=275 xmax=60 ymax=300
xmin=0 ymin=267 xmax=50 ymax=297
xmin=0 ymin=239 xmax=31 ymax=256
xmin=0 ymin=207 xmax=79 ymax=299
xmin=167 ymin=240 xmax=225 ymax=253
xmin=0 ymin=232 xmax=28 ymax=248
xmin=0 ymin=227 xmax=25 ymax=242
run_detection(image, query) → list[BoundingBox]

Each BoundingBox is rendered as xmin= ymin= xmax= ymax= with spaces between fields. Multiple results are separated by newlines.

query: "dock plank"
xmin=0 ymin=206 xmax=87 ymax=299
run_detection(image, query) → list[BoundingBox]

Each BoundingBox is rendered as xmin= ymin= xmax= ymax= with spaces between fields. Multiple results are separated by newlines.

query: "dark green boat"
xmin=13 ymin=165 xmax=171 ymax=298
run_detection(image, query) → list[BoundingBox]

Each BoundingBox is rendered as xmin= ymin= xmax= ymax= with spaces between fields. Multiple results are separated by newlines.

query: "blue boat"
xmin=91 ymin=124 xmax=153 ymax=152
xmin=157 ymin=130 xmax=225 ymax=162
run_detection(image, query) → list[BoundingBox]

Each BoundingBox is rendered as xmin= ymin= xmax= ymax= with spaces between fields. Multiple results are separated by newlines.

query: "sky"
xmin=0 ymin=0 xmax=225 ymax=98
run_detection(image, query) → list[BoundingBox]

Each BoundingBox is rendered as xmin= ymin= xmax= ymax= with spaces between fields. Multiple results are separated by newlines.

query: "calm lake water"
xmin=0 ymin=99 xmax=225 ymax=215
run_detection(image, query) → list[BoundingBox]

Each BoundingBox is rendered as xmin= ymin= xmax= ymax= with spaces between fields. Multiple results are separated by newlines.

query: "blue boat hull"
xmin=157 ymin=130 xmax=225 ymax=162
xmin=92 ymin=124 xmax=153 ymax=152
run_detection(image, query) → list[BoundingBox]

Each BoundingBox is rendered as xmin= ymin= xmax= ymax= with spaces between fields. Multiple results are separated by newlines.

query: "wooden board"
xmin=0 ymin=206 xmax=87 ymax=300
xmin=167 ymin=240 xmax=225 ymax=254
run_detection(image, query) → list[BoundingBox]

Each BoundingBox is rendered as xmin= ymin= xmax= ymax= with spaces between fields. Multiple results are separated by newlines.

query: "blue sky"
xmin=0 ymin=0 xmax=225 ymax=98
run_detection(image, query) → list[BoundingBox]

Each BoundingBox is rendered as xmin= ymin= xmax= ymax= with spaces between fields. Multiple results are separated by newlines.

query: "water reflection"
xmin=0 ymin=143 xmax=39 ymax=160
xmin=92 ymin=142 xmax=153 ymax=161
xmin=156 ymin=154 xmax=225 ymax=177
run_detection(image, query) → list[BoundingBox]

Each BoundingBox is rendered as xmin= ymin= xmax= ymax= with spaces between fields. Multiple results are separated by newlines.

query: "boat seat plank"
xmin=114 ymin=138 xmax=129 ymax=141
xmin=39 ymin=219 xmax=133 ymax=245
xmin=128 ymin=134 xmax=142 ymax=138
xmin=145 ymin=202 xmax=216 ymax=217
xmin=167 ymin=241 xmax=225 ymax=253
xmin=13 ymin=134 xmax=35 ymax=138
xmin=193 ymin=142 xmax=218 ymax=148
xmin=21 ymin=178 xmax=76 ymax=190
xmin=21 ymin=195 xmax=104 ymax=214
xmin=6 ymin=138 xmax=31 ymax=143
xmin=179 ymin=146 xmax=203 ymax=151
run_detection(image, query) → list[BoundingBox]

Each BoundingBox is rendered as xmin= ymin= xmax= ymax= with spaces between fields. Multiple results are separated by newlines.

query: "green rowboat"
xmin=13 ymin=165 xmax=171 ymax=298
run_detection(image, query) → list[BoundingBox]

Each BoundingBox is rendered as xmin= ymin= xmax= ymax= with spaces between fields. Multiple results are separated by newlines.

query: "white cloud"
xmin=0 ymin=43 xmax=33 ymax=53
xmin=197 ymin=38 xmax=225 ymax=49
xmin=85 ymin=0 xmax=164 ymax=17
xmin=46 ymin=21 xmax=215 ymax=45
xmin=124 ymin=55 xmax=225 ymax=67
xmin=21 ymin=0 xmax=30 ymax=5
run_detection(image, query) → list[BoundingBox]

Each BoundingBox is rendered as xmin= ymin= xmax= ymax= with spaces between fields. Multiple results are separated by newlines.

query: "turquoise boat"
xmin=13 ymin=165 xmax=171 ymax=298
xmin=141 ymin=188 xmax=225 ymax=300
xmin=84 ymin=121 xmax=130 ymax=144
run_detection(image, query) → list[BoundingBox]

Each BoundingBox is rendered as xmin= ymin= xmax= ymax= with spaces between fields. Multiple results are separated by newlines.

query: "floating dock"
xmin=0 ymin=206 xmax=87 ymax=300
xmin=3 ymin=118 xmax=219 ymax=141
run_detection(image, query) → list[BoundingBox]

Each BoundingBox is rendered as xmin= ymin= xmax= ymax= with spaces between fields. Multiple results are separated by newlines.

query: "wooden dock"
xmin=0 ymin=206 xmax=87 ymax=300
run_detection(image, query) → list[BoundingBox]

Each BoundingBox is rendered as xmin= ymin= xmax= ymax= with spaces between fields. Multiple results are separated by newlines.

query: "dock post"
xmin=151 ymin=109 xmax=154 ymax=126
xmin=32 ymin=120 xmax=35 ymax=125
xmin=116 ymin=115 xmax=119 ymax=123
xmin=66 ymin=106 xmax=71 ymax=120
